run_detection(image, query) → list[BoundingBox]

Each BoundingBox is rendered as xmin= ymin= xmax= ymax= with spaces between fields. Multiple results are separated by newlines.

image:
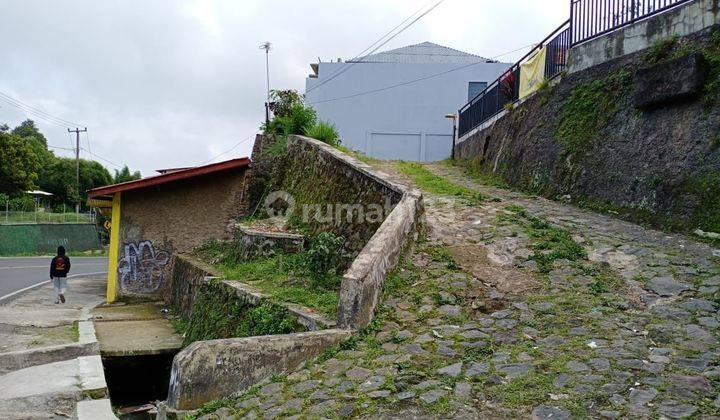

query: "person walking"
xmin=50 ymin=246 xmax=71 ymax=304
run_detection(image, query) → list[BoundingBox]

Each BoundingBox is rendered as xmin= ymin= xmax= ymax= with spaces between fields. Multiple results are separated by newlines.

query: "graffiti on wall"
xmin=118 ymin=240 xmax=170 ymax=294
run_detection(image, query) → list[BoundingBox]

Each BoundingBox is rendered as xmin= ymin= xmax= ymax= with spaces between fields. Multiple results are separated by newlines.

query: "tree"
xmin=113 ymin=165 xmax=142 ymax=183
xmin=38 ymin=158 xmax=112 ymax=206
xmin=12 ymin=120 xmax=48 ymax=149
xmin=0 ymin=130 xmax=39 ymax=196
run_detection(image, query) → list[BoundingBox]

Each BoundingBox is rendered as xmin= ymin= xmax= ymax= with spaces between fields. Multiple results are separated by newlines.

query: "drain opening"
xmin=102 ymin=352 xmax=176 ymax=416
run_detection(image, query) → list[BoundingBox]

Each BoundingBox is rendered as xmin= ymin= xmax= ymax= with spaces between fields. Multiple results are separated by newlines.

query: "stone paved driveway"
xmin=199 ymin=162 xmax=719 ymax=419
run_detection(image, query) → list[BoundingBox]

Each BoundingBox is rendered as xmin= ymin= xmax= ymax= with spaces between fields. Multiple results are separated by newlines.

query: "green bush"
xmin=0 ymin=193 xmax=36 ymax=211
xmin=263 ymin=89 xmax=317 ymax=137
xmin=276 ymin=103 xmax=317 ymax=136
xmin=303 ymin=232 xmax=347 ymax=277
xmin=305 ymin=121 xmax=341 ymax=147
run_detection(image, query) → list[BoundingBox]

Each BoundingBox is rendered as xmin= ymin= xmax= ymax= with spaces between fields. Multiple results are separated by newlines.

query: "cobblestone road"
xmin=200 ymin=162 xmax=719 ymax=419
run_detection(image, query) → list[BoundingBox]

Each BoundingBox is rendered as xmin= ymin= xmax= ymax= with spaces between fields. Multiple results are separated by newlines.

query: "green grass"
xmin=8 ymin=249 xmax=107 ymax=257
xmin=396 ymin=161 xmax=485 ymax=204
xmin=0 ymin=212 xmax=95 ymax=225
xmin=499 ymin=205 xmax=587 ymax=272
xmin=441 ymin=158 xmax=510 ymax=189
xmin=336 ymin=145 xmax=379 ymax=164
xmin=214 ymin=253 xmax=340 ymax=318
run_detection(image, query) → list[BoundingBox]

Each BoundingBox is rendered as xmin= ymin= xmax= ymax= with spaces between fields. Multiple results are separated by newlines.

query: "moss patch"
xmin=396 ymin=161 xmax=486 ymax=204
xmin=181 ymin=280 xmax=305 ymax=346
xmin=555 ymin=70 xmax=633 ymax=159
xmin=499 ymin=205 xmax=587 ymax=272
xmin=442 ymin=158 xmax=510 ymax=189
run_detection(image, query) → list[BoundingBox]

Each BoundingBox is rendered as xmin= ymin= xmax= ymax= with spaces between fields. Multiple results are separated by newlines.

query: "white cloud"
xmin=0 ymin=0 xmax=569 ymax=176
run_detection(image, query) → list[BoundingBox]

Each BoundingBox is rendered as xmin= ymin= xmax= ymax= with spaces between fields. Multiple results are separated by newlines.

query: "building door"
xmin=366 ymin=131 xmax=452 ymax=162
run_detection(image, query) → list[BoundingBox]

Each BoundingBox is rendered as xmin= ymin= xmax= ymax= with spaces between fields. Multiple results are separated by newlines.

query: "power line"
xmin=306 ymin=0 xmax=436 ymax=94
xmin=307 ymin=43 xmax=536 ymax=105
xmin=0 ymin=91 xmax=85 ymax=128
xmin=80 ymin=147 xmax=123 ymax=169
xmin=200 ymin=133 xmax=256 ymax=165
xmin=306 ymin=0 xmax=448 ymax=94
xmin=48 ymin=145 xmax=76 ymax=151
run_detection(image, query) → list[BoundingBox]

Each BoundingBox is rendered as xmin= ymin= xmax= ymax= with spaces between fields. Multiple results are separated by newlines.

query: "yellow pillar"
xmin=106 ymin=192 xmax=121 ymax=303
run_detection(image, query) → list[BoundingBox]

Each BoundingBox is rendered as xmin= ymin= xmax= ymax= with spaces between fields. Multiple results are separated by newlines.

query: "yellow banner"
xmin=519 ymin=47 xmax=547 ymax=99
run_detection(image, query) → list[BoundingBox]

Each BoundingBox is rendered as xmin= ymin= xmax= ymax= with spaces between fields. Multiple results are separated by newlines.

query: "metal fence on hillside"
xmin=457 ymin=0 xmax=695 ymax=138
xmin=570 ymin=0 xmax=695 ymax=45
xmin=0 ymin=211 xmax=96 ymax=225
xmin=458 ymin=22 xmax=571 ymax=138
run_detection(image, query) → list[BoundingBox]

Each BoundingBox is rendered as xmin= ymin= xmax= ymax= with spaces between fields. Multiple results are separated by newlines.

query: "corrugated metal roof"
xmin=87 ymin=157 xmax=251 ymax=198
xmin=349 ymin=42 xmax=496 ymax=64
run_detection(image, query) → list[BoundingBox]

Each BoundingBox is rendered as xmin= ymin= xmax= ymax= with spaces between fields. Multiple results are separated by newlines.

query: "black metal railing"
xmin=458 ymin=21 xmax=571 ymax=138
xmin=570 ymin=0 xmax=694 ymax=45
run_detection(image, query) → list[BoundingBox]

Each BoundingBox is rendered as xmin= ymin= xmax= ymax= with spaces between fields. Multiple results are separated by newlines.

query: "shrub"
xmin=305 ymin=121 xmax=341 ymax=146
xmin=303 ymin=232 xmax=347 ymax=277
xmin=266 ymin=103 xmax=317 ymax=137
xmin=263 ymin=89 xmax=317 ymax=137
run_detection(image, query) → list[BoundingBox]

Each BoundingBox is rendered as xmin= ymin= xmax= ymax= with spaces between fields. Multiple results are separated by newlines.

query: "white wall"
xmin=305 ymin=61 xmax=510 ymax=161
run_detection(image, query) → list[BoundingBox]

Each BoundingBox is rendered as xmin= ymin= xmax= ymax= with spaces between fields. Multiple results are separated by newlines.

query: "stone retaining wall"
xmin=167 ymin=255 xmax=217 ymax=319
xmin=165 ymin=136 xmax=424 ymax=409
xmin=167 ymin=329 xmax=352 ymax=410
xmin=267 ymin=135 xmax=405 ymax=254
xmin=455 ymin=27 xmax=720 ymax=236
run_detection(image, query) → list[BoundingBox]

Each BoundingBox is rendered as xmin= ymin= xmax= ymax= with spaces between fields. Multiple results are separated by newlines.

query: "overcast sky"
xmin=0 ymin=0 xmax=568 ymax=176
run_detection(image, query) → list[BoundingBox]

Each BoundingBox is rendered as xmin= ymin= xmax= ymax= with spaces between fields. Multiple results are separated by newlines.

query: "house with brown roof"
xmin=88 ymin=158 xmax=251 ymax=302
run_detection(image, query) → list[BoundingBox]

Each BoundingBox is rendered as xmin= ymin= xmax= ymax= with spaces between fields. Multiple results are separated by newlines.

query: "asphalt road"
xmin=0 ymin=256 xmax=108 ymax=301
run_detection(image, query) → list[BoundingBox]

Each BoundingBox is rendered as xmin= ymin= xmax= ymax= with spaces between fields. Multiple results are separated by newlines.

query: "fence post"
xmin=569 ymin=0 xmax=574 ymax=46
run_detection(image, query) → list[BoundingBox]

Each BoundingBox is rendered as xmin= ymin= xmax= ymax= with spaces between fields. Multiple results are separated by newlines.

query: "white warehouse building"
xmin=305 ymin=42 xmax=510 ymax=162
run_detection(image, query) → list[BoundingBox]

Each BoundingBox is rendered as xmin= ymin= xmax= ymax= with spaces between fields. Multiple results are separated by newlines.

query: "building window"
xmin=468 ymin=82 xmax=488 ymax=101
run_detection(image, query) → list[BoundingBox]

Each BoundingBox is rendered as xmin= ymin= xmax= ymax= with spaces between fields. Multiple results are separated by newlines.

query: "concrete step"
xmin=0 ymin=354 xmax=108 ymax=417
xmin=75 ymin=399 xmax=117 ymax=420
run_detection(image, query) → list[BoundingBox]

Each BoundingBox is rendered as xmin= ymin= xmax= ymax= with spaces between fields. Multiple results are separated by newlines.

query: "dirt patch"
xmin=447 ymin=244 xmax=538 ymax=294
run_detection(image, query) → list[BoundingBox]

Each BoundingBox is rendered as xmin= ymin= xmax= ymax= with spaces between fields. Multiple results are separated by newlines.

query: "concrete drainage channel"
xmin=90 ymin=302 xmax=183 ymax=419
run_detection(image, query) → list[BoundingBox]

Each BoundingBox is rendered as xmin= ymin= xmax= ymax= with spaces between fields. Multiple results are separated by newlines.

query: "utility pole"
xmin=259 ymin=42 xmax=272 ymax=126
xmin=68 ymin=127 xmax=87 ymax=213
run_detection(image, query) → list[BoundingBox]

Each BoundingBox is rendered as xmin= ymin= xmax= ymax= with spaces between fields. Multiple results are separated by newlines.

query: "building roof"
xmin=349 ymin=42 xmax=497 ymax=64
xmin=87 ymin=157 xmax=251 ymax=198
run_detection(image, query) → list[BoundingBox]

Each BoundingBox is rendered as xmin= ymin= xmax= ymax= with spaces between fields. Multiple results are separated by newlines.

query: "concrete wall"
xmin=568 ymin=0 xmax=720 ymax=73
xmin=116 ymin=170 xmax=248 ymax=300
xmin=305 ymin=61 xmax=510 ymax=161
xmin=167 ymin=329 xmax=352 ymax=410
xmin=0 ymin=224 xmax=100 ymax=256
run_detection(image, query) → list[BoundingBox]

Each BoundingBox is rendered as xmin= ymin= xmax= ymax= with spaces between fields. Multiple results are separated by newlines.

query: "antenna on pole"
xmin=259 ymin=41 xmax=272 ymax=126
xmin=259 ymin=42 xmax=272 ymax=103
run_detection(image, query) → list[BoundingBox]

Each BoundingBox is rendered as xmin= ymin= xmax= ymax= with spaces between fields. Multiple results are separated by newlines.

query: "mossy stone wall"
xmin=456 ymin=26 xmax=720 ymax=236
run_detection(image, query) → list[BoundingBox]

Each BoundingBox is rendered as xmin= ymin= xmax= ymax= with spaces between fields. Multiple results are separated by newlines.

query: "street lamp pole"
xmin=445 ymin=114 xmax=457 ymax=160
xmin=260 ymin=42 xmax=272 ymax=126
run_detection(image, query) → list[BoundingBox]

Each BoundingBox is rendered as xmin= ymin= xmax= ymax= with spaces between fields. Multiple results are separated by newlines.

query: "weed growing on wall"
xmin=305 ymin=121 xmax=341 ymax=147
xmin=554 ymin=70 xmax=632 ymax=159
xmin=397 ymin=161 xmax=486 ymax=204
xmin=702 ymin=28 xmax=720 ymax=108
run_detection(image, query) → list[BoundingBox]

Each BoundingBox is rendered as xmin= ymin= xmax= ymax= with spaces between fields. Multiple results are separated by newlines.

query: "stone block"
xmin=232 ymin=225 xmax=306 ymax=259
xmin=166 ymin=329 xmax=352 ymax=410
xmin=634 ymin=53 xmax=707 ymax=109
